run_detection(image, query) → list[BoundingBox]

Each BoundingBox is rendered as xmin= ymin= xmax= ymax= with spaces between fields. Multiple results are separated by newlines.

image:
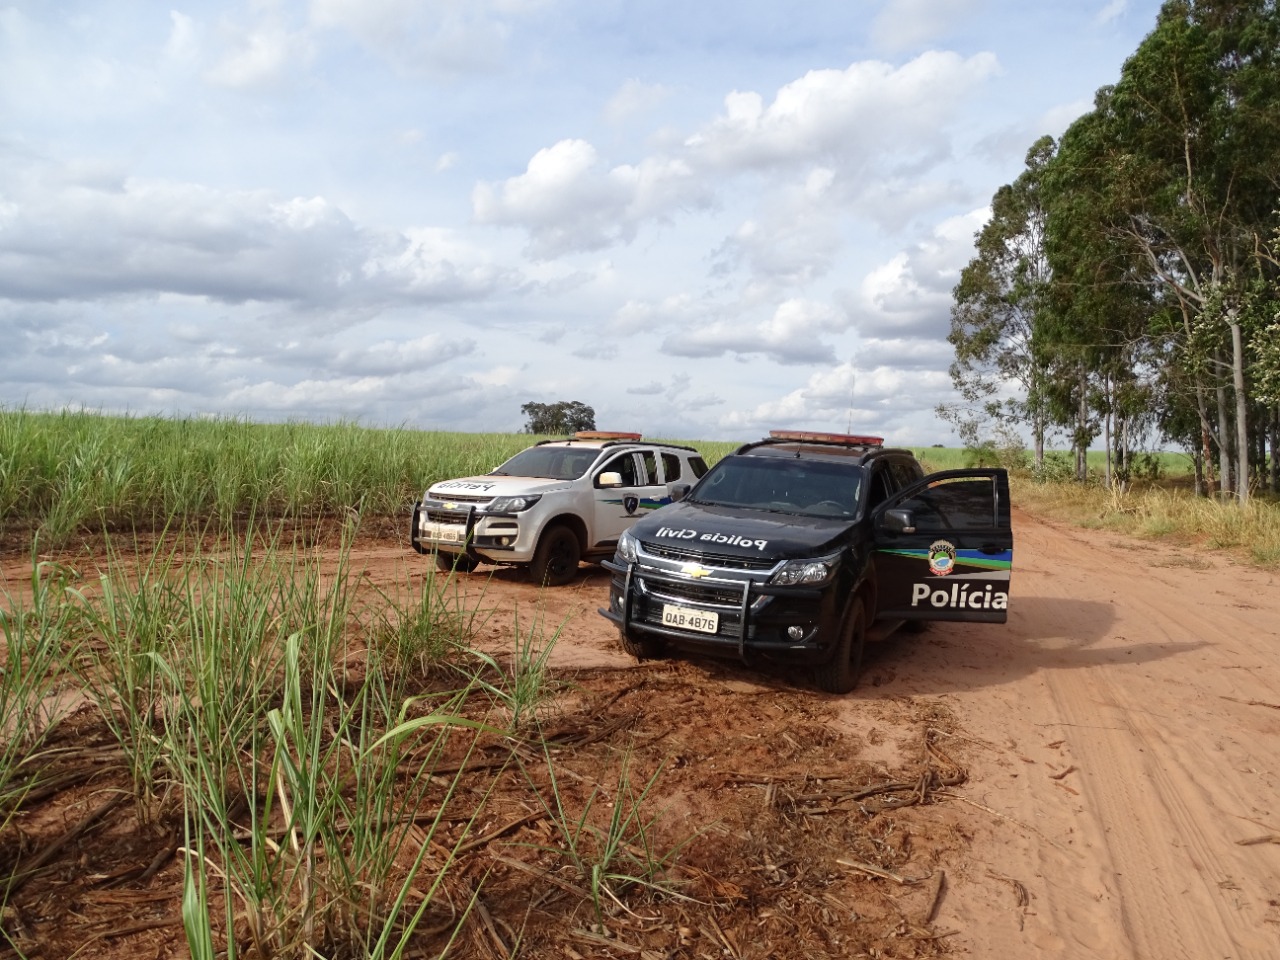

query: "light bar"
xmin=768 ymin=430 xmax=884 ymax=446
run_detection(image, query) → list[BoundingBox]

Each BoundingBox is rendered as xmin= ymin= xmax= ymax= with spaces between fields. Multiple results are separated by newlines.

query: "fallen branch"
xmin=7 ymin=791 xmax=129 ymax=896
xmin=935 ymin=792 xmax=1074 ymax=855
xmin=835 ymin=858 xmax=927 ymax=885
xmin=1221 ymin=696 xmax=1280 ymax=711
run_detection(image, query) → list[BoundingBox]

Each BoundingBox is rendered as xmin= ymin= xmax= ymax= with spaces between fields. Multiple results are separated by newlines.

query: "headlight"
xmin=771 ymin=553 xmax=840 ymax=586
xmin=486 ymin=494 xmax=541 ymax=513
xmin=617 ymin=530 xmax=638 ymax=564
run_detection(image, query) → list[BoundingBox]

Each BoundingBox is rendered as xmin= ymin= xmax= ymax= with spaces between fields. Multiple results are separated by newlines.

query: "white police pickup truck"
xmin=411 ymin=432 xmax=709 ymax=586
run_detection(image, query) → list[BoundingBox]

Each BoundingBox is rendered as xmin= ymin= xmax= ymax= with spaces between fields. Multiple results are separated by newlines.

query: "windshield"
xmin=691 ymin=455 xmax=863 ymax=518
xmin=491 ymin=445 xmax=600 ymax=481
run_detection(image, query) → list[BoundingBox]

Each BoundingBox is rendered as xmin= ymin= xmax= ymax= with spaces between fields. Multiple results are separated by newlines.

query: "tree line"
xmin=948 ymin=0 xmax=1280 ymax=502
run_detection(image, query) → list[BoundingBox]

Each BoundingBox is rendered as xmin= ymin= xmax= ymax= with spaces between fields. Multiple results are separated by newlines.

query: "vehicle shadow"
xmin=621 ymin=595 xmax=1209 ymax=697
xmin=857 ymin=595 xmax=1210 ymax=697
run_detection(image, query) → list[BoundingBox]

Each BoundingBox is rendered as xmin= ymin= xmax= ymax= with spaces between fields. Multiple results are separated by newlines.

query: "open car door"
xmin=871 ymin=469 xmax=1013 ymax=623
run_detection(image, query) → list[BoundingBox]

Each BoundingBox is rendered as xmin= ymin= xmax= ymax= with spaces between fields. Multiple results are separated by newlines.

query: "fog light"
xmin=787 ymin=625 xmax=805 ymax=640
xmin=499 ymin=537 xmax=511 ymax=546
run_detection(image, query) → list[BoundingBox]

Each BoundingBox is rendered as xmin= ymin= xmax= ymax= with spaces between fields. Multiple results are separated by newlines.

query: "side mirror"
xmin=596 ymin=471 xmax=623 ymax=489
xmin=670 ymin=482 xmax=692 ymax=501
xmin=882 ymin=508 xmax=917 ymax=534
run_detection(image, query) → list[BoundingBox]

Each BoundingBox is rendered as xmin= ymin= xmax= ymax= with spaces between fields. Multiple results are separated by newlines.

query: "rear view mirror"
xmin=670 ymin=482 xmax=692 ymax=501
xmin=597 ymin=471 xmax=623 ymax=488
xmin=883 ymin=508 xmax=917 ymax=534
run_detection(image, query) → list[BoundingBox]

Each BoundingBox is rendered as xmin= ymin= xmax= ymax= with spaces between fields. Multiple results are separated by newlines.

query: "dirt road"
xmin=393 ymin=506 xmax=1280 ymax=959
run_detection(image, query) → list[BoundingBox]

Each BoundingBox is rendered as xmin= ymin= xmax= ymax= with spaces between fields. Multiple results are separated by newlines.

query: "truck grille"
xmin=642 ymin=543 xmax=777 ymax=571
xmin=424 ymin=510 xmax=471 ymax=524
xmin=642 ymin=578 xmax=743 ymax=608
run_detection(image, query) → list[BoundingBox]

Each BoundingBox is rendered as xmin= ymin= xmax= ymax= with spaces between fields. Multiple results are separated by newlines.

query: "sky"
xmin=0 ymin=0 xmax=1166 ymax=445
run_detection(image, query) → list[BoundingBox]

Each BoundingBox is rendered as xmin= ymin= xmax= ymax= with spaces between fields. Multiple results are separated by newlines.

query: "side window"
xmin=894 ymin=476 xmax=999 ymax=532
xmin=640 ymin=450 xmax=658 ymax=485
xmin=597 ymin=452 xmax=639 ymax=487
xmin=891 ymin=459 xmax=923 ymax=489
xmin=867 ymin=464 xmax=896 ymax=510
xmin=661 ymin=452 xmax=682 ymax=483
xmin=689 ymin=456 xmax=709 ymax=479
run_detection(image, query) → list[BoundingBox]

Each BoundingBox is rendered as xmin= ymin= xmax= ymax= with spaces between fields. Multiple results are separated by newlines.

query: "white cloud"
xmin=308 ymin=0 xmax=513 ymax=74
xmin=612 ymin=293 xmax=702 ymax=334
xmin=850 ymin=207 xmax=987 ymax=337
xmin=1096 ymin=0 xmax=1129 ymax=26
xmin=719 ymin=363 xmax=858 ymax=430
xmin=871 ymin=0 xmax=983 ymax=52
xmin=0 ymin=158 xmax=518 ymax=308
xmin=662 ymin=299 xmax=845 ymax=365
xmin=164 ymin=11 xmax=199 ymax=63
xmin=687 ymin=51 xmax=999 ymax=173
xmin=626 ymin=381 xmax=665 ymax=396
xmin=604 ymin=79 xmax=673 ymax=125
xmin=206 ymin=16 xmax=313 ymax=90
xmin=473 ymin=140 xmax=711 ymax=259
xmin=475 ymin=50 xmax=998 ymax=260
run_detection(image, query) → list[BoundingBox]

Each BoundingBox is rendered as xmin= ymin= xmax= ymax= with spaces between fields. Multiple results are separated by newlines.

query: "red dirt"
xmin=3 ymin=506 xmax=1279 ymax=959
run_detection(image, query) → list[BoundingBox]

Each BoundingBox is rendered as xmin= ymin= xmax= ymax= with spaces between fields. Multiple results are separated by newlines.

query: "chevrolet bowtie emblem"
xmin=680 ymin=563 xmax=711 ymax=579
xmin=444 ymin=502 xmax=459 ymax=510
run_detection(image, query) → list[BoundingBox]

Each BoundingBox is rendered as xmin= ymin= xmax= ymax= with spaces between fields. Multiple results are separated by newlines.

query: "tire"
xmin=410 ymin=505 xmax=429 ymax=555
xmin=530 ymin=525 xmax=581 ymax=586
xmin=815 ymin=597 xmax=867 ymax=694
xmin=435 ymin=550 xmax=481 ymax=574
xmin=620 ymin=630 xmax=666 ymax=660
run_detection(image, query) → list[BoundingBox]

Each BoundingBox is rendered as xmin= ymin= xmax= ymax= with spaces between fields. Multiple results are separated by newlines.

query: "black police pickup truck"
xmin=598 ymin=431 xmax=1013 ymax=693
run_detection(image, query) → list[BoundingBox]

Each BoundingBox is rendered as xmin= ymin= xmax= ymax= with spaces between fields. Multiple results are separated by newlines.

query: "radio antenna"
xmin=845 ymin=369 xmax=856 ymax=434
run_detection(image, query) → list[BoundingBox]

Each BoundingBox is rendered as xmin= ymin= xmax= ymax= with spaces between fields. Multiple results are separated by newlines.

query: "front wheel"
xmin=410 ymin=505 xmax=429 ymax=555
xmin=435 ymin=550 xmax=481 ymax=574
xmin=815 ymin=597 xmax=866 ymax=694
xmin=530 ymin=526 xmax=581 ymax=586
xmin=620 ymin=630 xmax=666 ymax=660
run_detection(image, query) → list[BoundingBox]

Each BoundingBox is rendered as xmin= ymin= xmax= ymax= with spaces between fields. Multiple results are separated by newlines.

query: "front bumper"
xmin=410 ymin=500 xmax=534 ymax=561
xmin=598 ymin=553 xmax=843 ymax=665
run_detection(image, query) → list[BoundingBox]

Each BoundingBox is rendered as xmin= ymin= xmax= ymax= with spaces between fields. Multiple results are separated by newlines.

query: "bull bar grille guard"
xmin=599 ymin=557 xmax=822 ymax=663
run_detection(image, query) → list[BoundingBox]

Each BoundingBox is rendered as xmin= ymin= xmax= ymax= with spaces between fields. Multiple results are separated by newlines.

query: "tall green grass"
xmin=2 ymin=517 xmax=694 ymax=956
xmin=0 ymin=408 xmax=736 ymax=545
xmin=0 ymin=557 xmax=80 ymax=842
xmin=0 ymin=408 xmax=537 ymax=542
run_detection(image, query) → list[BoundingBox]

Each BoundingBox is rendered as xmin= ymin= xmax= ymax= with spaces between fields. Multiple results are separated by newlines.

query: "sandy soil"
xmin=3 ymin=505 xmax=1279 ymax=958
xmin=382 ymin=506 xmax=1280 ymax=959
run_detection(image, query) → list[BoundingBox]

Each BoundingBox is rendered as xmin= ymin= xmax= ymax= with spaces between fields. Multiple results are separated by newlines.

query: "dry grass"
xmin=1012 ymin=478 xmax=1280 ymax=568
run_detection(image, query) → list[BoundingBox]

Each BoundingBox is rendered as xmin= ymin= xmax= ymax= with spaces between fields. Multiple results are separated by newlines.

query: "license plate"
xmin=662 ymin=604 xmax=718 ymax=634
xmin=420 ymin=520 xmax=466 ymax=543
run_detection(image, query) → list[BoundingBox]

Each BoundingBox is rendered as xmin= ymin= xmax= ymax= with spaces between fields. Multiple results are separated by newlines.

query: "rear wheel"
xmin=530 ymin=526 xmax=581 ymax=586
xmin=435 ymin=550 xmax=481 ymax=574
xmin=815 ymin=597 xmax=866 ymax=694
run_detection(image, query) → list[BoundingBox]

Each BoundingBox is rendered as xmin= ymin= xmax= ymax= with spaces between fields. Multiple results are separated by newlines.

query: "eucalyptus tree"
xmin=1040 ymin=0 xmax=1280 ymax=501
xmin=948 ymin=137 xmax=1057 ymax=468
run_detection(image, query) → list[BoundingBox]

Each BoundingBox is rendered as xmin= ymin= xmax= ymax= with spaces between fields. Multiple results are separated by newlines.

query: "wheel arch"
xmin=538 ymin=513 xmax=588 ymax=551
